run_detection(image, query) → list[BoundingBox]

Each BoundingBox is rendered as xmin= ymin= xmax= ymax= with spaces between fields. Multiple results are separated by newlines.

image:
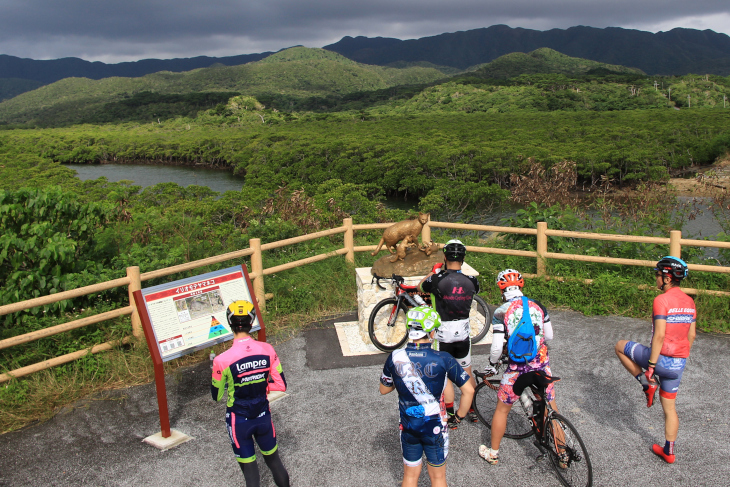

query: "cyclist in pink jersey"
xmin=615 ymin=256 xmax=697 ymax=464
xmin=212 ymin=300 xmax=289 ymax=487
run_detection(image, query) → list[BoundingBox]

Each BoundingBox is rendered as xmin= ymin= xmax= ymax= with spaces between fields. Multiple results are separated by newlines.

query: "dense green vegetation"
xmin=1 ymin=46 xmax=730 ymax=433
xmin=0 ymin=78 xmax=45 ymax=102
xmin=0 ymin=47 xmax=447 ymax=126
xmin=464 ymin=48 xmax=643 ymax=79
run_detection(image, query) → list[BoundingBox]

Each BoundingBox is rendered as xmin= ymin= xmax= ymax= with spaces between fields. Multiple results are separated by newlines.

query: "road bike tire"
xmin=469 ymin=295 xmax=492 ymax=344
xmin=368 ymin=298 xmax=410 ymax=352
xmin=472 ymin=378 xmax=533 ymax=439
xmin=543 ymin=412 xmax=593 ymax=487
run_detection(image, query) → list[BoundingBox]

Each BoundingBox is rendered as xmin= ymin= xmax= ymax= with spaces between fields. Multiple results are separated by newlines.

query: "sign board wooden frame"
xmin=132 ymin=263 xmax=265 ymax=438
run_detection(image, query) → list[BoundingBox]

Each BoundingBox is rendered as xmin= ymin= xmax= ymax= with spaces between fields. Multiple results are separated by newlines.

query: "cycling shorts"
xmin=624 ymin=341 xmax=687 ymax=399
xmin=499 ymin=362 xmax=555 ymax=405
xmin=226 ymin=410 xmax=278 ymax=463
xmin=433 ymin=339 xmax=471 ymax=368
xmin=399 ymin=419 xmax=449 ymax=467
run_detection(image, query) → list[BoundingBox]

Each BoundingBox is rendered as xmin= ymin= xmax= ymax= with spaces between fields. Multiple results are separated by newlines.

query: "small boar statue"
xmin=371 ymin=212 xmax=430 ymax=256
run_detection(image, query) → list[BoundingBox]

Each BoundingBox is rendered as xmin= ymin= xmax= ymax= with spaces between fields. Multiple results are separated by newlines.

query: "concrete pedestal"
xmin=142 ymin=429 xmax=193 ymax=451
xmin=355 ymin=264 xmax=479 ymax=343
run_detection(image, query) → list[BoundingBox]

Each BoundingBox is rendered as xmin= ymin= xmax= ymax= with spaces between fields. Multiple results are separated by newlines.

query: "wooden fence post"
xmin=537 ymin=222 xmax=548 ymax=277
xmin=344 ymin=218 xmax=355 ymax=264
xmin=669 ymin=230 xmax=682 ymax=258
xmin=422 ymin=217 xmax=431 ymax=244
xmin=126 ymin=266 xmax=143 ymax=339
xmin=250 ymin=238 xmax=266 ymax=311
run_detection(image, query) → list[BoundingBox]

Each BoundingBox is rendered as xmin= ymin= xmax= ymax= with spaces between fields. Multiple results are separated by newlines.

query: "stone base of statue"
xmin=356 ymin=262 xmax=479 ymax=345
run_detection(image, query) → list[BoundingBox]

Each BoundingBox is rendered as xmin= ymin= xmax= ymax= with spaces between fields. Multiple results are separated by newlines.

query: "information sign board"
xmin=139 ymin=265 xmax=260 ymax=362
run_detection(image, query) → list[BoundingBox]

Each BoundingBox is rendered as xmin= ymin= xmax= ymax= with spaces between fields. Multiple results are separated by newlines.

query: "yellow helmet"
xmin=226 ymin=300 xmax=256 ymax=329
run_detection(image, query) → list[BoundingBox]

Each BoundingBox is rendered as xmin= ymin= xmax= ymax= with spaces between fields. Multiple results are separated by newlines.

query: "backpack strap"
xmin=520 ymin=296 xmax=532 ymax=328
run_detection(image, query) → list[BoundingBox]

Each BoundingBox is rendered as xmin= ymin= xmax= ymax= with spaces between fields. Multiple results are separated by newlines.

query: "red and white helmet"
xmin=496 ymin=269 xmax=524 ymax=291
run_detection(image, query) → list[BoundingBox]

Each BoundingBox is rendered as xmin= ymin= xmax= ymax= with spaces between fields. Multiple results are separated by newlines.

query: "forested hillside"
xmin=0 ymin=47 xmax=446 ymax=126
xmin=325 ymin=25 xmax=730 ymax=75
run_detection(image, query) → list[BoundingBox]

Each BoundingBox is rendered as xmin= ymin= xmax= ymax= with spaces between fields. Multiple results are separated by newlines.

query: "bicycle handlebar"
xmin=371 ymin=273 xmax=405 ymax=290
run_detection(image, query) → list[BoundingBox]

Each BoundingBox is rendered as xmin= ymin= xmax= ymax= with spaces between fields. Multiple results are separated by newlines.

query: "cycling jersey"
xmin=652 ymin=287 xmax=696 ymax=358
xmin=212 ymin=337 xmax=287 ymax=418
xmin=381 ymin=342 xmax=469 ymax=466
xmin=420 ymin=270 xmax=480 ymax=344
xmin=491 ymin=295 xmax=555 ymax=405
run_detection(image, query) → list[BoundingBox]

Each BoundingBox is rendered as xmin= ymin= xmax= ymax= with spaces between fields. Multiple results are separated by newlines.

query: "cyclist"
xmin=478 ymin=269 xmax=556 ymax=465
xmin=380 ymin=305 xmax=475 ymax=487
xmin=615 ymin=256 xmax=696 ymax=464
xmin=418 ymin=239 xmax=480 ymax=427
xmin=211 ymin=300 xmax=290 ymax=487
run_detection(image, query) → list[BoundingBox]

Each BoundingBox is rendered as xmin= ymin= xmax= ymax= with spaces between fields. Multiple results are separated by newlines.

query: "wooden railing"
xmin=2 ymin=217 xmax=730 ymax=382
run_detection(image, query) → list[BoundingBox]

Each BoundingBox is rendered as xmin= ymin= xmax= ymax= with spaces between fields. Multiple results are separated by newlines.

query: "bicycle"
xmin=473 ymin=363 xmax=593 ymax=487
xmin=367 ymin=274 xmax=492 ymax=352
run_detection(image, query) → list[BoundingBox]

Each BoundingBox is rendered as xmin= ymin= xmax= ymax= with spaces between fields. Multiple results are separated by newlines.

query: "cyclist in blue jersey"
xmin=380 ymin=305 xmax=475 ymax=487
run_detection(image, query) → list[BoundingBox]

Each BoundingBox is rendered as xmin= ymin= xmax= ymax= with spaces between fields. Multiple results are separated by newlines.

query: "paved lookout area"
xmin=1 ymin=310 xmax=729 ymax=486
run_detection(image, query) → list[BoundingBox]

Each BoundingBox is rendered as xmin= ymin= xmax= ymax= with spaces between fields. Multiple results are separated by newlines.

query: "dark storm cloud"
xmin=0 ymin=0 xmax=729 ymax=62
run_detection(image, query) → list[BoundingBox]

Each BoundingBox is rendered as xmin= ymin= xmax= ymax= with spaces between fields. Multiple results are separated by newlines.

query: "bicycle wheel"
xmin=469 ymin=295 xmax=492 ymax=344
xmin=543 ymin=413 xmax=593 ymax=487
xmin=368 ymin=298 xmax=409 ymax=352
xmin=472 ymin=379 xmax=533 ymax=439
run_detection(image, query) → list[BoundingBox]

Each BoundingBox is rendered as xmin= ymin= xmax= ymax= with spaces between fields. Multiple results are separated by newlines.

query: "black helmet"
xmin=443 ymin=239 xmax=466 ymax=262
xmin=227 ymin=300 xmax=256 ymax=330
xmin=654 ymin=256 xmax=688 ymax=281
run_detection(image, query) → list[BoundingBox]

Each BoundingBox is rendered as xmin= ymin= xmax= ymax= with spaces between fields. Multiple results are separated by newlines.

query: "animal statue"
xmin=419 ymin=240 xmax=440 ymax=257
xmin=371 ymin=213 xmax=430 ymax=256
xmin=389 ymin=235 xmax=418 ymax=263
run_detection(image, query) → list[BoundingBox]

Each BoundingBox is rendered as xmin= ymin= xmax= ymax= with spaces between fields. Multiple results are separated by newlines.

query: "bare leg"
xmin=426 ymin=463 xmax=447 ymax=487
xmin=615 ymin=340 xmax=642 ymax=376
xmin=660 ymin=395 xmax=679 ymax=441
xmin=490 ymin=400 xmax=513 ymax=450
xmin=464 ymin=365 xmax=477 ymax=389
xmin=402 ymin=464 xmax=422 ymax=487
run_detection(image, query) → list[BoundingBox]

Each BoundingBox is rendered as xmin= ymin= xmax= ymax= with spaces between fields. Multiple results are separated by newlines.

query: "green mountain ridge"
xmin=465 ymin=48 xmax=644 ymax=78
xmin=0 ymin=47 xmax=446 ymax=125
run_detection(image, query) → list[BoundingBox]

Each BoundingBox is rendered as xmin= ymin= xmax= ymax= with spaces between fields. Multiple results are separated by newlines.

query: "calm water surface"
xmin=67 ymin=163 xmax=245 ymax=194
xmin=67 ymin=164 xmax=723 ymax=241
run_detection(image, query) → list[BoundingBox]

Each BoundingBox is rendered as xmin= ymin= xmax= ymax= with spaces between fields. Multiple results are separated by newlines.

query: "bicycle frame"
xmin=372 ymin=274 xmax=431 ymax=308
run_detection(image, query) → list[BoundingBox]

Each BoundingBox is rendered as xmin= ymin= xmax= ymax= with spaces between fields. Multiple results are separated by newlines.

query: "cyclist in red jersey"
xmin=615 ymin=256 xmax=697 ymax=464
xmin=211 ymin=300 xmax=290 ymax=487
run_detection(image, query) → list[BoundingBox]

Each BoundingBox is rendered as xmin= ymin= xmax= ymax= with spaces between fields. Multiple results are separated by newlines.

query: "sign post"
xmin=132 ymin=264 xmax=264 ymax=449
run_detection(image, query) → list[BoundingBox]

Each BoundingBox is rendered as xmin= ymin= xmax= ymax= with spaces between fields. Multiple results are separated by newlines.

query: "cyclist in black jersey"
xmin=419 ymin=239 xmax=480 ymax=427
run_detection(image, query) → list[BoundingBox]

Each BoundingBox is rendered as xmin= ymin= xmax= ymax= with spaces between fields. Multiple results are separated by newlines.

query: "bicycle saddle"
xmin=512 ymin=370 xmax=561 ymax=396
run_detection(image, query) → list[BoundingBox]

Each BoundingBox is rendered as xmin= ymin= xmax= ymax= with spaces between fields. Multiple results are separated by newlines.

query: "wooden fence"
xmin=2 ymin=217 xmax=730 ymax=383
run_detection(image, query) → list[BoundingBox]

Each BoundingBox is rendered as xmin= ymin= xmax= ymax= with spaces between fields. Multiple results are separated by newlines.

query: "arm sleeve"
xmin=380 ymin=356 xmax=394 ymax=387
xmin=469 ymin=276 xmax=480 ymax=295
xmin=490 ymin=305 xmax=506 ymax=364
xmin=211 ymin=356 xmax=225 ymax=402
xmin=419 ymin=275 xmax=434 ymax=294
xmin=446 ymin=356 xmax=469 ymax=388
xmin=267 ymin=350 xmax=287 ymax=392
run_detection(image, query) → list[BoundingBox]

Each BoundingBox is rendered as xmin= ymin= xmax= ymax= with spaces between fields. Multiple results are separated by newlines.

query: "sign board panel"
xmin=139 ymin=265 xmax=260 ymax=362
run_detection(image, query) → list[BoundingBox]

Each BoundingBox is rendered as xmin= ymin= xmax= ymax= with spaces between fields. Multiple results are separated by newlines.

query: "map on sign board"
xmin=139 ymin=266 xmax=260 ymax=362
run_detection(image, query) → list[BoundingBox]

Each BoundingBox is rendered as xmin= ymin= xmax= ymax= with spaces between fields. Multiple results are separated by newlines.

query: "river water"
xmin=67 ymin=164 xmax=724 ymax=242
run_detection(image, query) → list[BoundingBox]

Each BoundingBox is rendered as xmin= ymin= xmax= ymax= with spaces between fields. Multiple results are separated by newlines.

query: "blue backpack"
xmin=507 ymin=297 xmax=538 ymax=363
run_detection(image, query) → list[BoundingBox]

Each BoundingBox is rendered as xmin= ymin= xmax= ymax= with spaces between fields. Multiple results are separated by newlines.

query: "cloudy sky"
xmin=1 ymin=0 xmax=729 ymax=63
